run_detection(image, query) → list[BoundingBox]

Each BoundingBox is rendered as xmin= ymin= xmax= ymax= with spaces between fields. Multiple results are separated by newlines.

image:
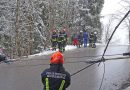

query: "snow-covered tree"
xmin=0 ymin=0 xmax=104 ymax=58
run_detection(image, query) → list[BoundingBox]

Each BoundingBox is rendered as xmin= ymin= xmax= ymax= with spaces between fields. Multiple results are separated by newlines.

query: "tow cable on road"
xmin=71 ymin=9 xmax=130 ymax=90
xmin=0 ymin=10 xmax=130 ymax=90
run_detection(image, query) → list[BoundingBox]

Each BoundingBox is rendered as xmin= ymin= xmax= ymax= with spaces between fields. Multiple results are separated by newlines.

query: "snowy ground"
xmin=28 ymin=45 xmax=77 ymax=58
xmin=24 ymin=43 xmax=130 ymax=60
xmin=1 ymin=44 xmax=130 ymax=90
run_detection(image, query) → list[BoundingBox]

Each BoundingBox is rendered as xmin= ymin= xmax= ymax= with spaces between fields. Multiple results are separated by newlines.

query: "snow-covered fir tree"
xmin=0 ymin=0 xmax=104 ymax=58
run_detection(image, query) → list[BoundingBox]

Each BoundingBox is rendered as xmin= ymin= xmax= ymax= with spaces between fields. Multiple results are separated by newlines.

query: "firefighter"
xmin=61 ymin=29 xmax=68 ymax=48
xmin=41 ymin=51 xmax=71 ymax=90
xmin=93 ymin=31 xmax=97 ymax=47
xmin=78 ymin=31 xmax=83 ymax=48
xmin=89 ymin=32 xmax=96 ymax=48
xmin=57 ymin=30 xmax=67 ymax=52
xmin=89 ymin=32 xmax=93 ymax=47
xmin=51 ymin=30 xmax=58 ymax=51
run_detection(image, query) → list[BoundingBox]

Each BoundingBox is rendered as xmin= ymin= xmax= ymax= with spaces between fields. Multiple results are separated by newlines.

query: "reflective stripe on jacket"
xmin=41 ymin=64 xmax=71 ymax=90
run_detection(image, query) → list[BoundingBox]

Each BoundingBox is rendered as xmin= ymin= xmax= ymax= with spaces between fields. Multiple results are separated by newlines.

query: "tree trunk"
xmin=28 ymin=15 xmax=34 ymax=55
xmin=15 ymin=0 xmax=20 ymax=57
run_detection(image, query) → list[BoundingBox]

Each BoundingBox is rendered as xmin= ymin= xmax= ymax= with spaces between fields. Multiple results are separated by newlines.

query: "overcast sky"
xmin=101 ymin=0 xmax=129 ymax=44
xmin=101 ymin=0 xmax=122 ymax=16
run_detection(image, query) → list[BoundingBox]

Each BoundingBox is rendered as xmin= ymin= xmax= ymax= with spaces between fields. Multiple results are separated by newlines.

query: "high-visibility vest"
xmin=51 ymin=38 xmax=57 ymax=42
xmin=45 ymin=78 xmax=65 ymax=90
xmin=51 ymin=34 xmax=58 ymax=42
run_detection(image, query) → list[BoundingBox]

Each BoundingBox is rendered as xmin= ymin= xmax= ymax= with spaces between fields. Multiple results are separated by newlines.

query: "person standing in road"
xmin=59 ymin=28 xmax=68 ymax=52
xmin=51 ymin=29 xmax=58 ymax=51
xmin=83 ymin=30 xmax=88 ymax=47
xmin=57 ymin=31 xmax=65 ymax=52
xmin=41 ymin=51 xmax=71 ymax=90
xmin=93 ymin=32 xmax=97 ymax=47
xmin=57 ymin=29 xmax=67 ymax=52
xmin=72 ymin=33 xmax=78 ymax=47
xmin=89 ymin=32 xmax=97 ymax=48
xmin=61 ymin=28 xmax=68 ymax=47
xmin=78 ymin=31 xmax=83 ymax=48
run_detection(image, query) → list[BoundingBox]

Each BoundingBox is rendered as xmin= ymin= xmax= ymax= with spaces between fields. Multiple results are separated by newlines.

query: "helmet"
xmin=91 ymin=32 xmax=94 ymax=34
xmin=62 ymin=28 xmax=66 ymax=32
xmin=52 ymin=30 xmax=56 ymax=32
xmin=80 ymin=30 xmax=83 ymax=33
xmin=94 ymin=31 xmax=98 ymax=35
xmin=50 ymin=51 xmax=64 ymax=64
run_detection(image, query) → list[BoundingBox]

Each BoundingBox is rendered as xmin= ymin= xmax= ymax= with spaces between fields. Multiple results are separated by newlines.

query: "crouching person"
xmin=41 ymin=51 xmax=71 ymax=90
xmin=0 ymin=54 xmax=6 ymax=62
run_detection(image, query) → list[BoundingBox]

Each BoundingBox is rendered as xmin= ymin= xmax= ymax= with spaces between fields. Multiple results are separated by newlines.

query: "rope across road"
xmin=0 ymin=52 xmax=125 ymax=63
xmin=1 ymin=54 xmax=130 ymax=67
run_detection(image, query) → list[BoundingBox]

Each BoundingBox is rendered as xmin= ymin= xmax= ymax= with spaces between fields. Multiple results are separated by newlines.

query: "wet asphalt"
xmin=0 ymin=45 xmax=130 ymax=90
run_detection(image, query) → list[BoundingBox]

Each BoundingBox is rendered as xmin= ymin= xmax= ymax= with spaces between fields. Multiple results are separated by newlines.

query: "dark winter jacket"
xmin=0 ymin=54 xmax=6 ymax=62
xmin=57 ymin=32 xmax=66 ymax=43
xmin=78 ymin=33 xmax=83 ymax=41
xmin=61 ymin=32 xmax=68 ymax=41
xmin=51 ymin=33 xmax=58 ymax=42
xmin=41 ymin=64 xmax=71 ymax=90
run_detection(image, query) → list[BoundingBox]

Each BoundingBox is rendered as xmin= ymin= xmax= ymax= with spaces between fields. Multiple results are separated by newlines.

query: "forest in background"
xmin=0 ymin=0 xmax=104 ymax=58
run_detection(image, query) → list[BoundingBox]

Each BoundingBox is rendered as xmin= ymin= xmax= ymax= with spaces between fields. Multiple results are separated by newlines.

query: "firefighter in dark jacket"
xmin=51 ymin=30 xmax=58 ymax=51
xmin=57 ymin=30 xmax=67 ymax=52
xmin=78 ymin=31 xmax=83 ymax=48
xmin=41 ymin=51 xmax=71 ymax=90
xmin=61 ymin=29 xmax=68 ymax=47
xmin=89 ymin=32 xmax=96 ymax=48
